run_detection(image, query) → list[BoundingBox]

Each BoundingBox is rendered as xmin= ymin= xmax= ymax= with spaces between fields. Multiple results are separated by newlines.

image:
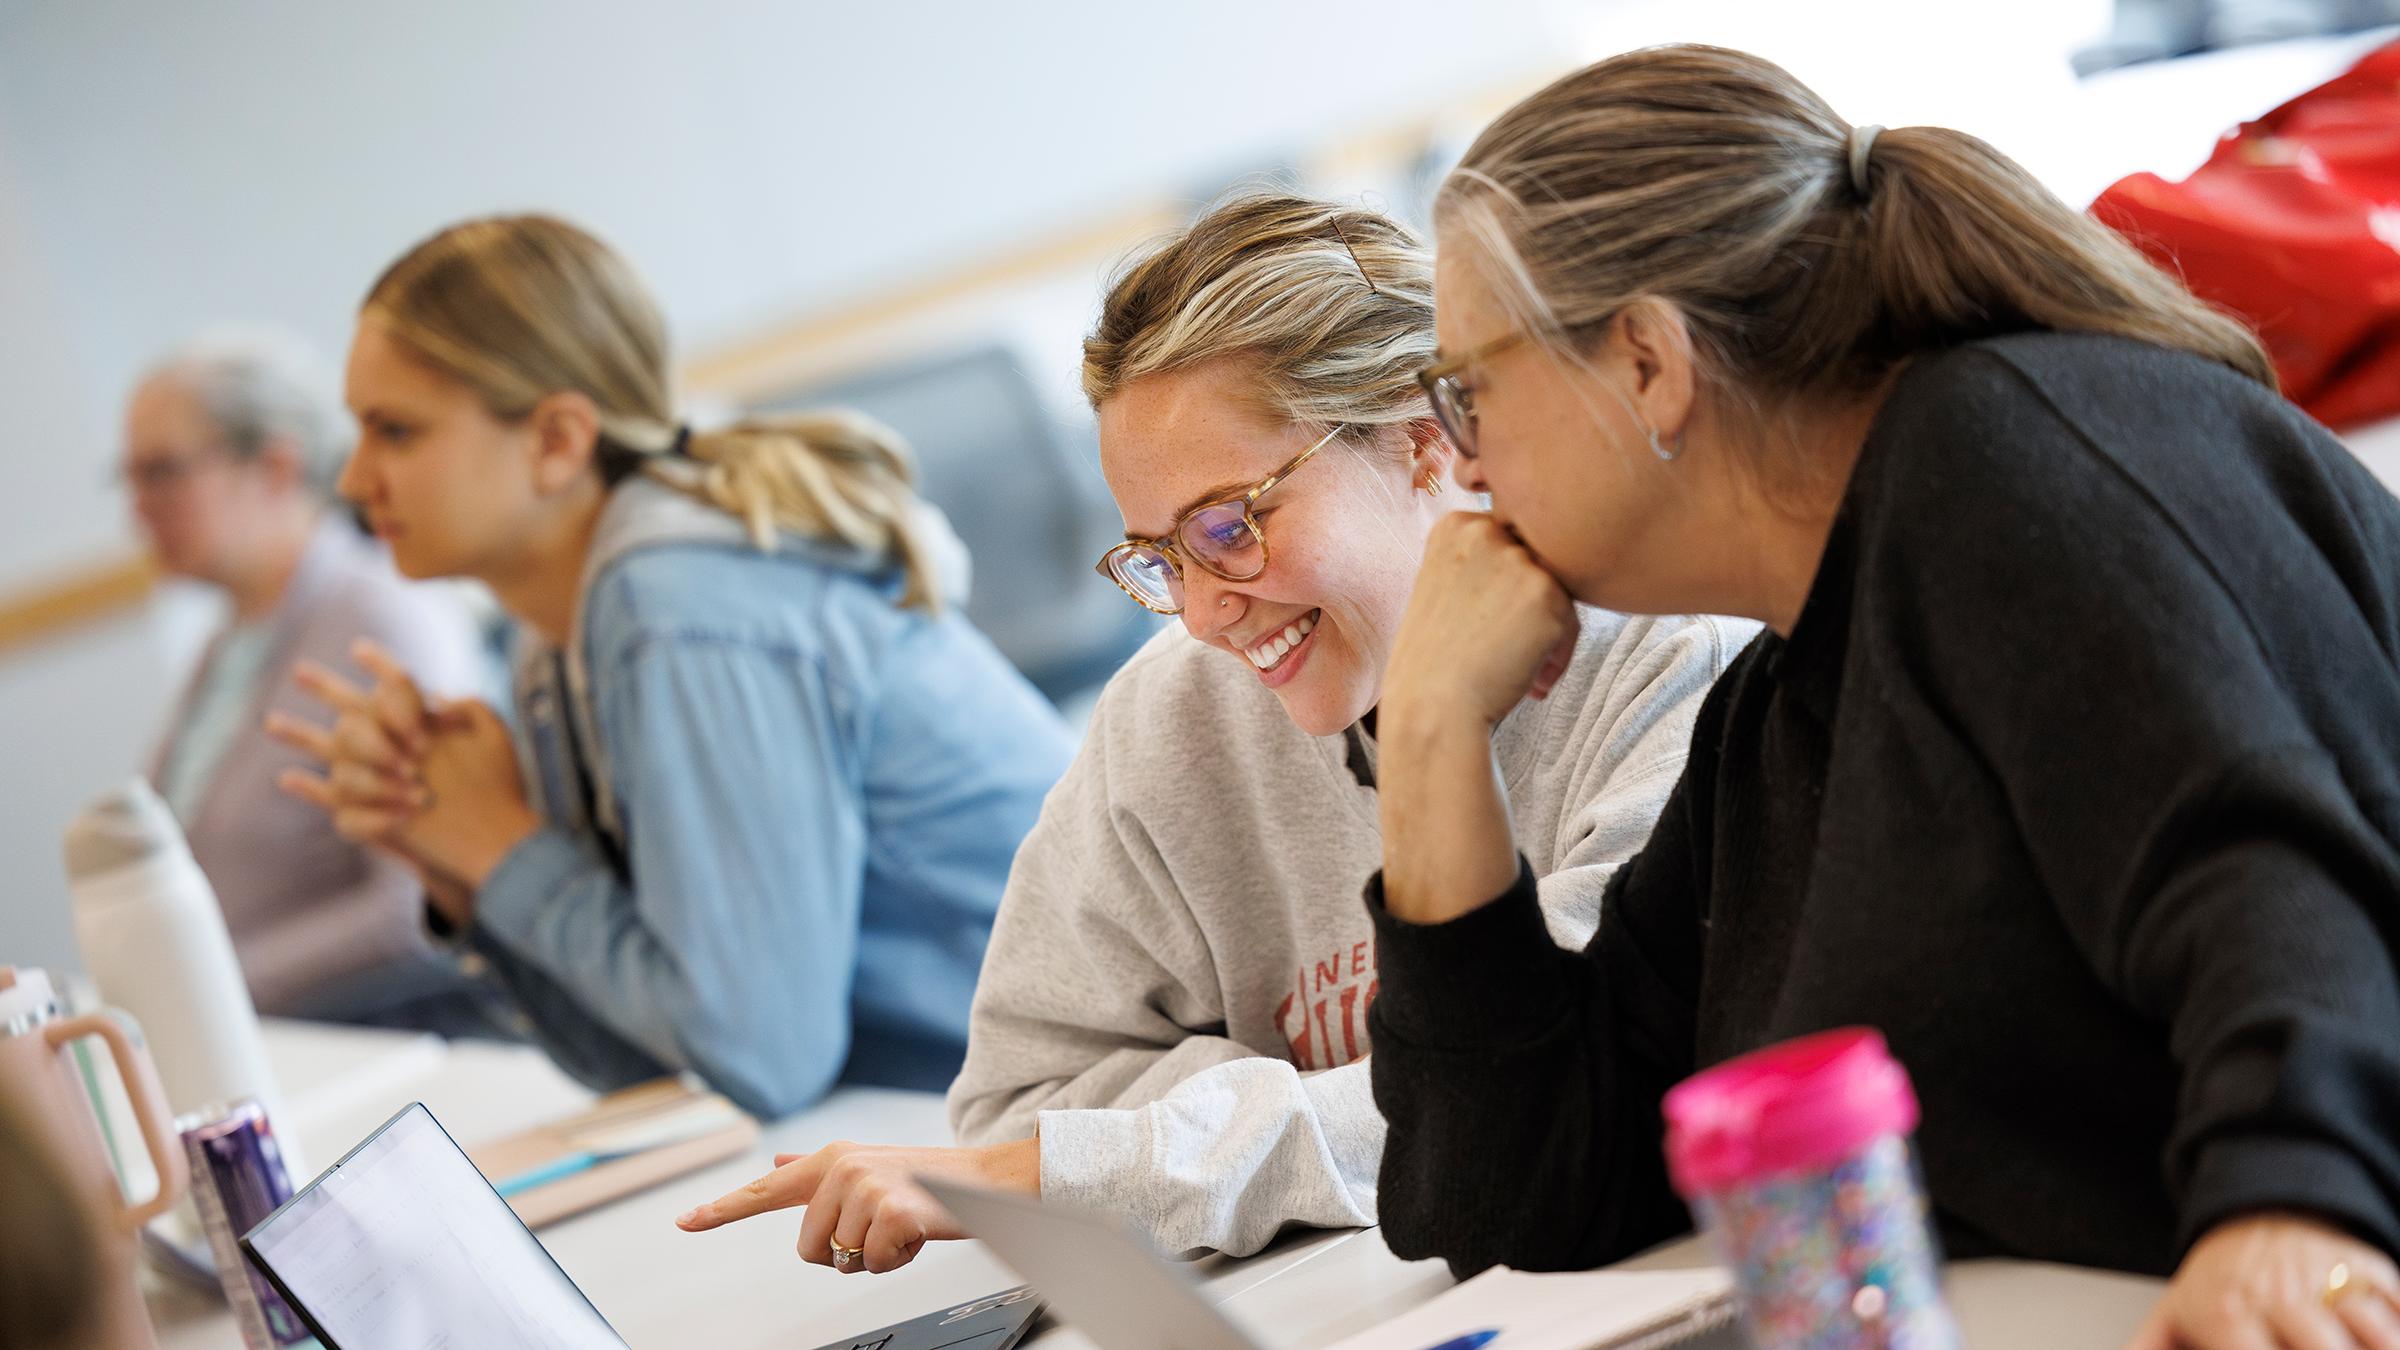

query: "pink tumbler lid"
xmin=1662 ymin=1027 xmax=1920 ymax=1195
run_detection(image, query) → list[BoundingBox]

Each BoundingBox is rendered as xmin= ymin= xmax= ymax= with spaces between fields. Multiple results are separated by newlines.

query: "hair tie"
xmin=666 ymin=424 xmax=693 ymax=457
xmin=1847 ymin=125 xmax=1884 ymax=198
xmin=1330 ymin=220 xmax=1382 ymax=298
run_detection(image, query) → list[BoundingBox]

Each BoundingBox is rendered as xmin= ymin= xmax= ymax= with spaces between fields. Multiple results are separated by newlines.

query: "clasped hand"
xmin=267 ymin=639 xmax=538 ymax=923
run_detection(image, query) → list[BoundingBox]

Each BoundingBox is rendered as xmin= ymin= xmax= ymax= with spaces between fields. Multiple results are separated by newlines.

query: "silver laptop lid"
xmin=918 ymin=1177 xmax=1261 ymax=1350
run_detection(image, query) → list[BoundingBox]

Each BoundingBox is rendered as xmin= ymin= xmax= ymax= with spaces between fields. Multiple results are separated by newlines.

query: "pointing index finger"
xmin=677 ymin=1155 xmax=824 ymax=1232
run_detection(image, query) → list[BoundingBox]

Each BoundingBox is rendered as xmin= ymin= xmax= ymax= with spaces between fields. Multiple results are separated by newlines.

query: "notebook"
xmin=464 ymin=1076 xmax=757 ymax=1228
xmin=1318 ymin=1267 xmax=1740 ymax=1350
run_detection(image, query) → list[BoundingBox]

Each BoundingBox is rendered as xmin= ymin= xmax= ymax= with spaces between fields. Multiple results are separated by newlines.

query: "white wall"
xmin=0 ymin=119 xmax=128 ymax=583
xmin=0 ymin=110 xmax=180 ymax=970
xmin=0 ymin=118 xmax=180 ymax=974
xmin=0 ymin=0 xmax=1585 ymax=407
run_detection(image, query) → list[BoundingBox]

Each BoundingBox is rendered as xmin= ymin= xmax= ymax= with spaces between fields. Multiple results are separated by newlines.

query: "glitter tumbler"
xmin=1662 ymin=1028 xmax=1959 ymax=1350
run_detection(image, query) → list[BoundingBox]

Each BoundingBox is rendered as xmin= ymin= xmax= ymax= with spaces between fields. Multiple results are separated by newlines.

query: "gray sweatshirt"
xmin=946 ymin=607 xmax=1755 ymax=1256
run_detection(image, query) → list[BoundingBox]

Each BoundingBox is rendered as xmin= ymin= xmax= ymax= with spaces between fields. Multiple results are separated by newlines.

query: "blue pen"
xmin=489 ymin=1096 xmax=746 ymax=1197
xmin=1418 ymin=1330 xmax=1499 ymax=1350
xmin=493 ymin=1151 xmax=604 ymax=1197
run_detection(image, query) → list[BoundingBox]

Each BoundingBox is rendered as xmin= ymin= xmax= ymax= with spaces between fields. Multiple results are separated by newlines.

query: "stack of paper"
xmin=465 ymin=1077 xmax=756 ymax=1228
xmin=1327 ymin=1267 xmax=1738 ymax=1350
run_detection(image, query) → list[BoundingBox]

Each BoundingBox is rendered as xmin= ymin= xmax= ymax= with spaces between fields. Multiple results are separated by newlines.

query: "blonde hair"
xmin=1082 ymin=192 xmax=1437 ymax=451
xmin=1438 ymin=45 xmax=2272 ymax=424
xmin=362 ymin=214 xmax=945 ymax=610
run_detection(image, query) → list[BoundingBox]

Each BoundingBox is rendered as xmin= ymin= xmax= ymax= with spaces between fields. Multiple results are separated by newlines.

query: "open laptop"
xmin=243 ymin=1102 xmax=1042 ymax=1350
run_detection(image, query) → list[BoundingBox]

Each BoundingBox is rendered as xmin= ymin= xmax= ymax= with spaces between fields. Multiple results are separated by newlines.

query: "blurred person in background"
xmin=272 ymin=215 xmax=1073 ymax=1119
xmin=122 ymin=327 xmax=498 ymax=1033
xmin=0 ymin=1096 xmax=103 ymax=1350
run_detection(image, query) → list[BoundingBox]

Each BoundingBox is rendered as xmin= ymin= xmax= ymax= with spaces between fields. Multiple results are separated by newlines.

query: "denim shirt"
xmin=466 ymin=477 xmax=1073 ymax=1118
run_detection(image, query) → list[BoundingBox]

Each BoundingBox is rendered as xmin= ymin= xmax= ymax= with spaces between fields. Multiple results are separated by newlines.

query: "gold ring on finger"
xmin=830 ymin=1241 xmax=863 ymax=1269
xmin=2325 ymin=1262 xmax=2361 ymax=1307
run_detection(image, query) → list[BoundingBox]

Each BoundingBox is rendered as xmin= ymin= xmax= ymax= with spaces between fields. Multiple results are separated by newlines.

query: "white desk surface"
xmin=147 ymin=1019 xmax=2169 ymax=1350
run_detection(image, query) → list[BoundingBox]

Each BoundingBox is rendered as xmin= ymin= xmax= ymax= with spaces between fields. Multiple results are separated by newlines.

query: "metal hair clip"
xmin=1330 ymin=219 xmax=1382 ymax=297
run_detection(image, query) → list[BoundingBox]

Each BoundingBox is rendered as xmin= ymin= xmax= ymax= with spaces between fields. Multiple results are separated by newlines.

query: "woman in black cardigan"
xmin=1370 ymin=44 xmax=2400 ymax=1350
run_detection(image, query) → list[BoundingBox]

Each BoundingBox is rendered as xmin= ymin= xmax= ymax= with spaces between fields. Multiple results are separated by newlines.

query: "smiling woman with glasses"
xmin=679 ymin=192 xmax=1753 ymax=1279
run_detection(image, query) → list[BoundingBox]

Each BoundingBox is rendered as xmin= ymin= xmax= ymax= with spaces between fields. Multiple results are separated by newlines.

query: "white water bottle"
xmin=64 ymin=779 xmax=300 ymax=1174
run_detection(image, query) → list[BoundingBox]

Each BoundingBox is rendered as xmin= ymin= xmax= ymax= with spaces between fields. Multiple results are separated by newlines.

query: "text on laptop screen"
xmin=245 ymin=1104 xmax=624 ymax=1350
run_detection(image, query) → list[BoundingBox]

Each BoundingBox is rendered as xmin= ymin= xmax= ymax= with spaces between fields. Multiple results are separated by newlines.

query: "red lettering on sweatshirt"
xmin=1338 ymin=985 xmax=1360 ymax=1062
xmin=1277 ymin=993 xmax=1311 ymax=1067
xmin=1276 ymin=941 xmax=1379 ymax=1071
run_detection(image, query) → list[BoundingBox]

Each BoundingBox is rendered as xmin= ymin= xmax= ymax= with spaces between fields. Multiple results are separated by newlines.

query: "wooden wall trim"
xmin=0 ymin=553 xmax=157 ymax=657
xmin=674 ymin=68 xmax=1552 ymax=408
xmin=680 ymin=202 xmax=1182 ymax=405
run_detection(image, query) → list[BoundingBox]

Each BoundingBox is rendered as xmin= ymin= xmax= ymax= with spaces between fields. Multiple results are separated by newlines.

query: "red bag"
xmin=2092 ymin=41 xmax=2400 ymax=430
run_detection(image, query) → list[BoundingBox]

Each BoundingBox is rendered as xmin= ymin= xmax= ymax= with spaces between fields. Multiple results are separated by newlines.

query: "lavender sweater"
xmin=149 ymin=518 xmax=486 ymax=1018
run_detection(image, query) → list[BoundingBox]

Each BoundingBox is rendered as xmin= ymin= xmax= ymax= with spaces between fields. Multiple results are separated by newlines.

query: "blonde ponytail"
xmin=680 ymin=411 xmax=944 ymax=611
xmin=363 ymin=213 xmax=945 ymax=612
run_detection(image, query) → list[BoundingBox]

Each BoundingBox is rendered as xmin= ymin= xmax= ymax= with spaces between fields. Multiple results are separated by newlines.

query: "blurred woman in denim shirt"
xmin=270 ymin=214 xmax=1073 ymax=1118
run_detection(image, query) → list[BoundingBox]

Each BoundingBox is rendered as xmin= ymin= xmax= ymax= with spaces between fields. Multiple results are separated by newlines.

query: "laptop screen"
xmin=243 ymin=1103 xmax=625 ymax=1350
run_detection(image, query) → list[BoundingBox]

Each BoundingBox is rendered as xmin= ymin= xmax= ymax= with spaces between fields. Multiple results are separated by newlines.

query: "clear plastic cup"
xmin=1663 ymin=1028 xmax=1960 ymax=1350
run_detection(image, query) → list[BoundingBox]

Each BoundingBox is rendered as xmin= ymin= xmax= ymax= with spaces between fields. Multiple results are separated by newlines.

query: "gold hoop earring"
xmin=1419 ymin=473 xmax=1446 ymax=497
